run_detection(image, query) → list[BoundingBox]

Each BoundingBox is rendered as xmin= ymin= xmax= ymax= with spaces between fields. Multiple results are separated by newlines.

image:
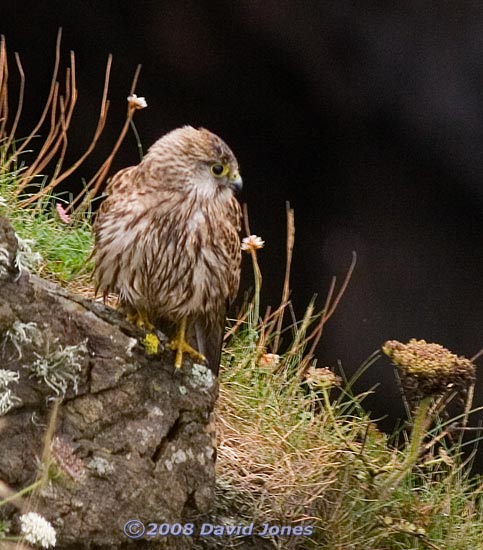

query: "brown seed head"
xmin=382 ymin=339 xmax=475 ymax=397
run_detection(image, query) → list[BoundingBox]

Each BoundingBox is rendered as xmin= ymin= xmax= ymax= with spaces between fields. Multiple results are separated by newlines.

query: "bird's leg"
xmin=167 ymin=317 xmax=206 ymax=369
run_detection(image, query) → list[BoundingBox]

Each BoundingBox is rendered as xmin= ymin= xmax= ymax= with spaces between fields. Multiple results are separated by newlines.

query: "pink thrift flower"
xmin=56 ymin=203 xmax=72 ymax=224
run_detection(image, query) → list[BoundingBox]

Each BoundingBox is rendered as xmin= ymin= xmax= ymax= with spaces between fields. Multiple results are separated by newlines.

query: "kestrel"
xmin=92 ymin=126 xmax=242 ymax=374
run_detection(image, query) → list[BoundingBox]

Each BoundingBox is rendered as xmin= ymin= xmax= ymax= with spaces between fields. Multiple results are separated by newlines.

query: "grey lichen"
xmin=190 ymin=363 xmax=214 ymax=390
xmin=29 ymin=340 xmax=88 ymax=397
xmin=148 ymin=406 xmax=164 ymax=418
xmin=0 ymin=245 xmax=10 ymax=279
xmin=0 ymin=368 xmax=22 ymax=415
xmin=15 ymin=236 xmax=43 ymax=272
xmin=87 ymin=456 xmax=115 ymax=478
xmin=2 ymin=320 xmax=42 ymax=359
xmin=125 ymin=337 xmax=138 ymax=356
xmin=164 ymin=448 xmax=188 ymax=472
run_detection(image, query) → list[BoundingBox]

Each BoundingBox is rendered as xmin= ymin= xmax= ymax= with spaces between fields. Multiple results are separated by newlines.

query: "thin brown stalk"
xmin=459 ymin=346 xmax=482 ymax=436
xmin=253 ymin=305 xmax=272 ymax=354
xmin=24 ymin=399 xmax=60 ymax=515
xmin=0 ymin=36 xmax=5 ymax=101
xmin=37 ymin=58 xmax=78 ymax=176
xmin=324 ymin=250 xmax=357 ymax=321
xmin=280 ymin=301 xmax=315 ymax=368
xmin=304 ymin=250 xmax=357 ymax=362
xmin=49 ymin=55 xmax=112 ymax=202
xmin=261 ymin=300 xmax=291 ymax=345
xmin=242 ymin=202 xmax=251 ymax=236
xmin=20 ymin=73 xmax=77 ymax=201
xmin=223 ymin=309 xmax=250 ymax=341
xmin=14 ymin=81 xmax=61 ymax=195
xmin=239 ymin=203 xmax=262 ymax=328
xmin=0 ymin=35 xmax=9 ymax=141
xmin=72 ymin=63 xmax=142 ymax=212
xmin=8 ymin=28 xmax=62 ymax=175
xmin=3 ymin=51 xmax=24 ymax=153
xmin=272 ymin=202 xmax=295 ymax=354
xmin=298 ymin=275 xmax=335 ymax=368
xmin=470 ymin=347 xmax=483 ymax=362
xmin=20 ymin=53 xmax=81 ymax=207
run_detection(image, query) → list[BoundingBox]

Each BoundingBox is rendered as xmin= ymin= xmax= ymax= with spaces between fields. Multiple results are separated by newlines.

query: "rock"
xmin=0 ymin=216 xmax=218 ymax=549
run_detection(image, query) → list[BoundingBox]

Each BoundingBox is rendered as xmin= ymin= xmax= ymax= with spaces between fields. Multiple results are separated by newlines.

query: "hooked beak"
xmin=230 ymin=172 xmax=243 ymax=193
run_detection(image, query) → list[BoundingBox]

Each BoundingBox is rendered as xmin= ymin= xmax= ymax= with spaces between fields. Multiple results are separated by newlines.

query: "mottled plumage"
xmin=92 ymin=126 xmax=242 ymax=373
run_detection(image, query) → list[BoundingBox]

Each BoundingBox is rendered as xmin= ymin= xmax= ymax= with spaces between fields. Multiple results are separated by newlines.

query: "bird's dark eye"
xmin=210 ymin=163 xmax=226 ymax=177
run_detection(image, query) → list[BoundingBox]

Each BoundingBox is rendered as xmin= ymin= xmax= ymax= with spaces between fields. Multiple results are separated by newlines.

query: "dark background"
xmin=2 ymin=1 xmax=483 ymax=439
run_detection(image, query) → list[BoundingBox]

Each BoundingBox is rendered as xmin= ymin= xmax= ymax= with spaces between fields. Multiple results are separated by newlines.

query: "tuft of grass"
xmin=214 ymin=217 xmax=483 ymax=550
xmin=0 ymin=173 xmax=93 ymax=283
xmin=217 ymin=328 xmax=483 ymax=549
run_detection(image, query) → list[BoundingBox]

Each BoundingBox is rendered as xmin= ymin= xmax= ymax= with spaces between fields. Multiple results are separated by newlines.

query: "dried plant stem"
xmin=17 ymin=52 xmax=78 ymax=202
xmin=319 ymin=386 xmax=376 ymax=465
xmin=6 ymin=29 xmax=62 ymax=176
xmin=459 ymin=346 xmax=483 ymax=439
xmin=39 ymin=399 xmax=60 ymax=489
xmin=21 ymin=55 xmax=112 ymax=208
xmin=71 ymin=63 xmax=142 ymax=213
xmin=282 ymin=300 xmax=315 ymax=367
xmin=381 ymin=395 xmax=432 ymax=499
xmin=250 ymin=249 xmax=262 ymax=326
xmin=0 ymin=35 xmax=9 ymax=144
xmin=241 ymin=203 xmax=262 ymax=327
xmin=304 ymin=251 xmax=357 ymax=364
xmin=223 ymin=309 xmax=250 ymax=341
xmin=272 ymin=202 xmax=294 ymax=354
xmin=0 ymin=479 xmax=42 ymax=509
xmin=2 ymin=52 xmax=24 ymax=154
xmin=1 ymin=28 xmax=142 ymax=214
xmin=21 ymin=399 xmax=61 ymax=520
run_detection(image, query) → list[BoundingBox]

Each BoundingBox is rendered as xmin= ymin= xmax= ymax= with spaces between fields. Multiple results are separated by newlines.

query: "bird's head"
xmin=146 ymin=126 xmax=242 ymax=198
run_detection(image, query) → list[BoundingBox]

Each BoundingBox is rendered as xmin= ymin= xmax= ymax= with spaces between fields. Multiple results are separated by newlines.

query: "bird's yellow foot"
xmin=127 ymin=312 xmax=155 ymax=330
xmin=167 ymin=318 xmax=205 ymax=369
xmin=167 ymin=338 xmax=206 ymax=369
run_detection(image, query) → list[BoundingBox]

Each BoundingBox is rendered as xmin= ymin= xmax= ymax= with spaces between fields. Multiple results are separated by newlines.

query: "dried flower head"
xmin=382 ymin=339 xmax=475 ymax=398
xmin=20 ymin=512 xmax=56 ymax=548
xmin=241 ymin=235 xmax=265 ymax=252
xmin=258 ymin=353 xmax=280 ymax=368
xmin=127 ymin=94 xmax=147 ymax=110
xmin=305 ymin=366 xmax=342 ymax=390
